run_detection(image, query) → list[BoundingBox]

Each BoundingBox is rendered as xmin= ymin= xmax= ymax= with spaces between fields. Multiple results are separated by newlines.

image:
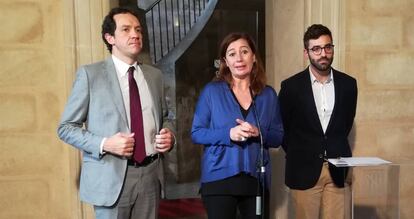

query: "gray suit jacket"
xmin=58 ymin=57 xmax=174 ymax=206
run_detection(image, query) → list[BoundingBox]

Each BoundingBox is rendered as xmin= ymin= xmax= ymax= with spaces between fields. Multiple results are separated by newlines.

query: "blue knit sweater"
xmin=191 ymin=81 xmax=284 ymax=185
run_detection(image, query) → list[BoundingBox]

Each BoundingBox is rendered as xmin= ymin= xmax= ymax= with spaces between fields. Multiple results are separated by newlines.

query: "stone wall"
xmin=0 ymin=1 xmax=75 ymax=218
xmin=345 ymin=1 xmax=414 ymax=218
xmin=0 ymin=0 xmax=116 ymax=218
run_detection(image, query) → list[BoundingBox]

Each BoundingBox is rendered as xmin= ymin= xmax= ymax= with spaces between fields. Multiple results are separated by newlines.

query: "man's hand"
xmin=154 ymin=128 xmax=175 ymax=153
xmin=103 ymin=132 xmax=135 ymax=157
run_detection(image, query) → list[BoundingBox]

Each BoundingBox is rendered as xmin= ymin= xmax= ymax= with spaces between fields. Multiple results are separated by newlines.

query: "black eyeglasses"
xmin=308 ymin=44 xmax=335 ymax=55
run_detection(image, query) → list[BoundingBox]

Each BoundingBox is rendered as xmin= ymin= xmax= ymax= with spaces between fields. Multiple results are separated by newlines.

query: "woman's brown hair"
xmin=215 ymin=32 xmax=266 ymax=95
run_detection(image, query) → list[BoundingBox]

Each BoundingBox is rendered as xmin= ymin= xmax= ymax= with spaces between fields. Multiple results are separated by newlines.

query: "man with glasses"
xmin=279 ymin=24 xmax=357 ymax=219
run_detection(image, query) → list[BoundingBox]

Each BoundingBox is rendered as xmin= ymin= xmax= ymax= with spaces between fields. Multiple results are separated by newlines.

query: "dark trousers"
xmin=202 ymin=194 xmax=268 ymax=219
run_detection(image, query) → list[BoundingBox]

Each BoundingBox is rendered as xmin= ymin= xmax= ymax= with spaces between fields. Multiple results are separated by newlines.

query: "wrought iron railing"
xmin=145 ymin=0 xmax=211 ymax=63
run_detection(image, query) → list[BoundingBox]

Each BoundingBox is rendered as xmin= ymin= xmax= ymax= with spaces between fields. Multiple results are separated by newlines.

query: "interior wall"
xmin=0 ymin=0 xmax=116 ymax=218
xmin=265 ymin=1 xmax=305 ymax=218
xmin=266 ymin=0 xmax=414 ymax=218
xmin=0 ymin=1 xmax=75 ymax=218
xmin=344 ymin=1 xmax=414 ymax=218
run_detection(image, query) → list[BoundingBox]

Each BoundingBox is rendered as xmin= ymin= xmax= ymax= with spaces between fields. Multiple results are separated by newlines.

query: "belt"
xmin=127 ymin=154 xmax=159 ymax=167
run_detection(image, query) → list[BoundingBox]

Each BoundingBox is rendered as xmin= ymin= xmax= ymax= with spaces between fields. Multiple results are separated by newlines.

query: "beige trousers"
xmin=290 ymin=162 xmax=351 ymax=219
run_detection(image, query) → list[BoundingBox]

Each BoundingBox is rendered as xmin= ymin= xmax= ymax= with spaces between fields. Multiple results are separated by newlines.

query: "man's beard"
xmin=309 ymin=56 xmax=333 ymax=72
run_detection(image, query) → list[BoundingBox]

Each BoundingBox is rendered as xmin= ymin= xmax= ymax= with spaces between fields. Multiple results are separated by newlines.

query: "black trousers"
xmin=202 ymin=193 xmax=269 ymax=219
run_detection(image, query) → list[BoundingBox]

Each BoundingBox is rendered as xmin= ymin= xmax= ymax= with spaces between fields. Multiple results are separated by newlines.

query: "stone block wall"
xmin=346 ymin=1 xmax=414 ymax=218
xmin=0 ymin=1 xmax=75 ymax=218
xmin=0 ymin=0 xmax=116 ymax=218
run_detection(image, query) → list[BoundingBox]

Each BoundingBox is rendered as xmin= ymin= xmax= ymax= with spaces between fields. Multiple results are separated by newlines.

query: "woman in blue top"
xmin=191 ymin=32 xmax=284 ymax=219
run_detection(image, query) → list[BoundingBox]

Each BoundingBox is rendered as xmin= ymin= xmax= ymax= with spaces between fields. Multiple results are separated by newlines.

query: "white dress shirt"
xmin=310 ymin=67 xmax=335 ymax=133
xmin=100 ymin=55 xmax=157 ymax=156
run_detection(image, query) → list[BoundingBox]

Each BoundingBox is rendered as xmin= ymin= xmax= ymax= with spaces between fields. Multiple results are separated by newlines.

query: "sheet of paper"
xmin=327 ymin=157 xmax=392 ymax=167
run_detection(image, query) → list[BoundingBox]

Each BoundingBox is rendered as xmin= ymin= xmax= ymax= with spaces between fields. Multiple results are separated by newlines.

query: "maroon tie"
xmin=128 ymin=66 xmax=146 ymax=163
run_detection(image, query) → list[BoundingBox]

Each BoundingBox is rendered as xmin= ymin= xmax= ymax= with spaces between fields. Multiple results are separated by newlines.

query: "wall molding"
xmin=304 ymin=0 xmax=346 ymax=70
xmin=62 ymin=0 xmax=117 ymax=218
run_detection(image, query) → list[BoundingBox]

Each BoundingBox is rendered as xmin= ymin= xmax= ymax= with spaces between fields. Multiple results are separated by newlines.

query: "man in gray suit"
xmin=58 ymin=7 xmax=175 ymax=219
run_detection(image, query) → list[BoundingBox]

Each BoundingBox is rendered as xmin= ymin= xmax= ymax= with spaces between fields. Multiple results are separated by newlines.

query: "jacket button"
xmin=319 ymin=154 xmax=323 ymax=158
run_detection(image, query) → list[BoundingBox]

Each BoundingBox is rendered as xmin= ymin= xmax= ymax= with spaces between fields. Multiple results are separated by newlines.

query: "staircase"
xmin=142 ymin=0 xmax=218 ymax=64
xmin=135 ymin=0 xmax=218 ymax=198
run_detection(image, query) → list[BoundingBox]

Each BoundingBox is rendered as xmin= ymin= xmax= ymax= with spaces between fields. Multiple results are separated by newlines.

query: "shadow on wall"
xmin=349 ymin=121 xmax=356 ymax=152
xmin=270 ymin=148 xmax=295 ymax=219
xmin=354 ymin=205 xmax=380 ymax=219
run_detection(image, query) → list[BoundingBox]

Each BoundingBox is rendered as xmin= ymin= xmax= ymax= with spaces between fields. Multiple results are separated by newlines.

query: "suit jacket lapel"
xmin=104 ymin=57 xmax=129 ymax=129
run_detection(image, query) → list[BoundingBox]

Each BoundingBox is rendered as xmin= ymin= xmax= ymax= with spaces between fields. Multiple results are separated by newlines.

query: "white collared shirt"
xmin=309 ymin=67 xmax=335 ymax=133
xmin=100 ymin=55 xmax=157 ymax=156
